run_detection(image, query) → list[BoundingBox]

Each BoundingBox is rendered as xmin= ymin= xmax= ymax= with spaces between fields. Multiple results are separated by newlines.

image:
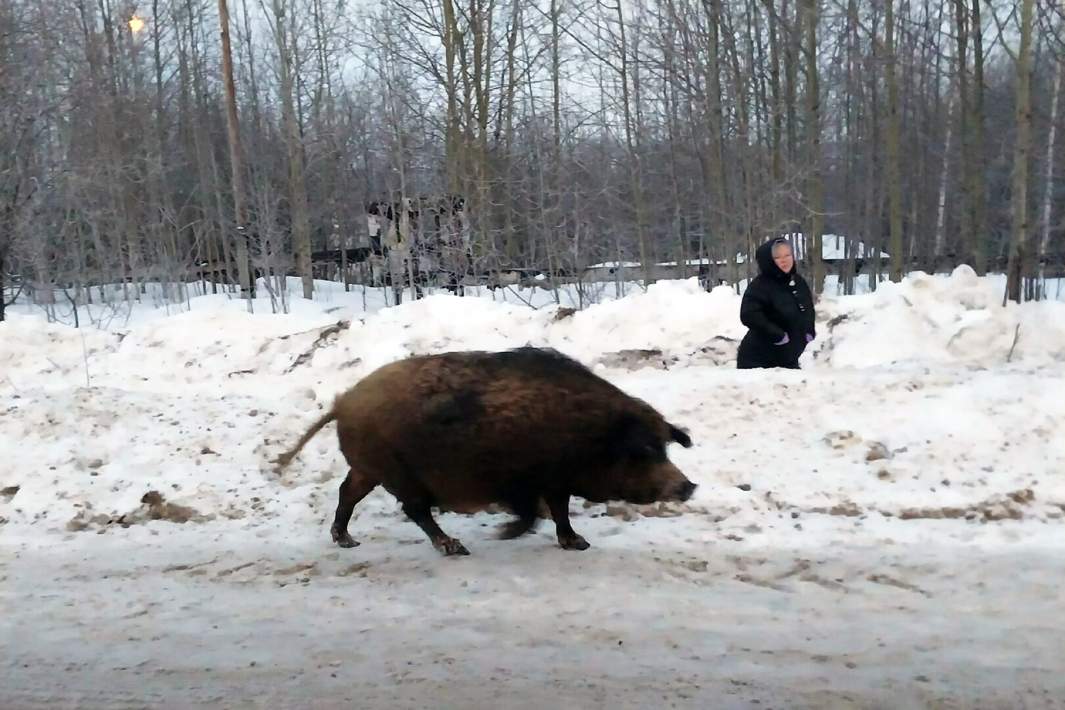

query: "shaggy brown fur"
xmin=275 ymin=347 xmax=695 ymax=555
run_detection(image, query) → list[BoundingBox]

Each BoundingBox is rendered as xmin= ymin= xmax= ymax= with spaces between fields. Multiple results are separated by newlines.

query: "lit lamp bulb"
xmin=129 ymin=15 xmax=145 ymax=34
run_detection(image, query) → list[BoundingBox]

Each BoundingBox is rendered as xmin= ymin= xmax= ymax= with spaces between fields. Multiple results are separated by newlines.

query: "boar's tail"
xmin=273 ymin=409 xmax=336 ymax=469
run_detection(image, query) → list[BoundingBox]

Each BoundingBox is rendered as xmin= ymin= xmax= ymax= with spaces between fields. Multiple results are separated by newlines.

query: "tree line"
xmin=0 ymin=0 xmax=1059 ymax=321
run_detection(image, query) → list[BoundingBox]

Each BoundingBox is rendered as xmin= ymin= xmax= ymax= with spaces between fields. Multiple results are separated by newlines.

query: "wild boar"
xmin=274 ymin=347 xmax=695 ymax=555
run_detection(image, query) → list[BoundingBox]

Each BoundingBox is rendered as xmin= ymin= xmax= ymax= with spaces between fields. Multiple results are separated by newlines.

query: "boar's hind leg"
xmin=546 ymin=491 xmax=590 ymax=551
xmin=497 ymin=494 xmax=542 ymax=540
xmin=400 ymin=500 xmax=470 ymax=556
xmin=331 ymin=468 xmax=379 ymax=548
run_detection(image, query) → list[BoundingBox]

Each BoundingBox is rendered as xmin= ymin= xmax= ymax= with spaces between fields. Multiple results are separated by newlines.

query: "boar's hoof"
xmin=331 ymin=526 xmax=359 ymax=549
xmin=558 ymin=534 xmax=590 ymax=551
xmin=436 ymin=537 xmax=471 ymax=556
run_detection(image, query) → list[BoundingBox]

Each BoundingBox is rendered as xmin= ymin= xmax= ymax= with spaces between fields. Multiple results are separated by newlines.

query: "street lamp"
xmin=128 ymin=15 xmax=145 ymax=34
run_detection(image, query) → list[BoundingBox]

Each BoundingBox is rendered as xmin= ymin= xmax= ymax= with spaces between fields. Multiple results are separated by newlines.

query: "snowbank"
xmin=2 ymin=268 xmax=1063 ymax=398
xmin=818 ymin=266 xmax=1065 ymax=368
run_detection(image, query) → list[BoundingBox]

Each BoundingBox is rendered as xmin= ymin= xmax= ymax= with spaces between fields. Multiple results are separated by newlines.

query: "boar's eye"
xmin=608 ymin=413 xmax=667 ymax=462
xmin=632 ymin=441 xmax=665 ymax=462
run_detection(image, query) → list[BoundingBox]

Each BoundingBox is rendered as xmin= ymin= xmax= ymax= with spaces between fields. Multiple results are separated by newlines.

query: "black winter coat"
xmin=736 ymin=239 xmax=817 ymax=369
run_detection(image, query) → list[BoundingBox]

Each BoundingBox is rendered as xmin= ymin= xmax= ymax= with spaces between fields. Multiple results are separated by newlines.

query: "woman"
xmin=736 ymin=238 xmax=816 ymax=369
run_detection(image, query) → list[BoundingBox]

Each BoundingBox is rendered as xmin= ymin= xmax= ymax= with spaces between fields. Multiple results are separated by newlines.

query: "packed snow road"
xmin=4 ymin=522 xmax=1063 ymax=710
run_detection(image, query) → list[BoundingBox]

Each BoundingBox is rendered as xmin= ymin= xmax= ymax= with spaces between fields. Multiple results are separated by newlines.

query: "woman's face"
xmin=772 ymin=242 xmax=794 ymax=274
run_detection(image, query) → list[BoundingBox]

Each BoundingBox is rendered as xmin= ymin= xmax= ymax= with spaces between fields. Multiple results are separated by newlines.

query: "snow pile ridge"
xmin=2 ymin=270 xmax=1063 ymax=392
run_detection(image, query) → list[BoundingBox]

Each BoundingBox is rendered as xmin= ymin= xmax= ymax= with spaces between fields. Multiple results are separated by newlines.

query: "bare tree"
xmin=218 ymin=0 xmax=254 ymax=301
xmin=884 ymin=0 xmax=903 ymax=281
xmin=801 ymin=0 xmax=824 ymax=292
xmin=1004 ymin=0 xmax=1035 ymax=303
xmin=264 ymin=0 xmax=313 ymax=300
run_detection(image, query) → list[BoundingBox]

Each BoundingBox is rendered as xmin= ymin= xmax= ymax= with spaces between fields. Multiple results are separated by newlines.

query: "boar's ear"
xmin=668 ymin=423 xmax=693 ymax=448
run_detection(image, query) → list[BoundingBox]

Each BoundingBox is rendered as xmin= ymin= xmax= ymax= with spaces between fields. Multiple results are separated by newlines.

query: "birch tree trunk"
xmin=1038 ymin=46 xmax=1062 ymax=298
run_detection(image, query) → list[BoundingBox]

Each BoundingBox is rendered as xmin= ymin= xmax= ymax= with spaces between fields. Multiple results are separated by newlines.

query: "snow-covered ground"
xmin=2 ymin=267 xmax=1064 ymax=708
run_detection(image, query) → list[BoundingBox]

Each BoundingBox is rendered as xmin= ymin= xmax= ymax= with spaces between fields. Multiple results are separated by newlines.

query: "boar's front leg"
xmin=545 ymin=491 xmax=590 ymax=551
xmin=401 ymin=500 xmax=470 ymax=556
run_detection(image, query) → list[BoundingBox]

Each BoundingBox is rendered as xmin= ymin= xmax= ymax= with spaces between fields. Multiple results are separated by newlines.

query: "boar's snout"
xmin=649 ymin=462 xmax=697 ymax=503
xmin=675 ymin=479 xmax=697 ymax=502
xmin=662 ymin=476 xmax=697 ymax=502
